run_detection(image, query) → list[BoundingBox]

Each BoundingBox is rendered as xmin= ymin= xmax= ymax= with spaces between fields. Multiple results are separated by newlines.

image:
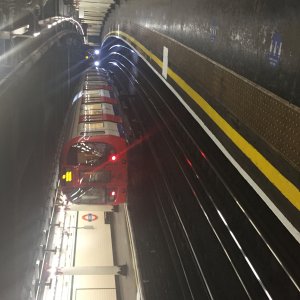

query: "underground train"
xmin=59 ymin=67 xmax=128 ymax=205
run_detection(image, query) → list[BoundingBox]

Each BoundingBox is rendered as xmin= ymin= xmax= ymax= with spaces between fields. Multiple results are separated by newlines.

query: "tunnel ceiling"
xmin=78 ymin=0 xmax=116 ymax=43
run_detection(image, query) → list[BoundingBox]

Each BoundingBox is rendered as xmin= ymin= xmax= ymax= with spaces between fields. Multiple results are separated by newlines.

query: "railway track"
xmin=102 ymin=50 xmax=300 ymax=300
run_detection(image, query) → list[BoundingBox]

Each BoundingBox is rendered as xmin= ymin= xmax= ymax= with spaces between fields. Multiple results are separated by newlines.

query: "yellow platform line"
xmin=107 ymin=31 xmax=300 ymax=210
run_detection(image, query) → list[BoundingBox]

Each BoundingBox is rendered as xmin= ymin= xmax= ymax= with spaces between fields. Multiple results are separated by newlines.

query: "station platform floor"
xmin=111 ymin=204 xmax=140 ymax=300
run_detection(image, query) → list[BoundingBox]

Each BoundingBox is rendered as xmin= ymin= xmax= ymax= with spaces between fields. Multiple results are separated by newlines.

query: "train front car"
xmin=60 ymin=67 xmax=128 ymax=206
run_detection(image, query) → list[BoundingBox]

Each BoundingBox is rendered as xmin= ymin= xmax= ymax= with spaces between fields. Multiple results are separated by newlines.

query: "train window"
xmin=67 ymin=142 xmax=113 ymax=166
xmin=80 ymin=131 xmax=105 ymax=136
xmin=78 ymin=122 xmax=104 ymax=134
xmin=99 ymin=89 xmax=111 ymax=97
xmin=85 ymin=75 xmax=107 ymax=81
xmin=84 ymin=89 xmax=111 ymax=98
xmin=80 ymin=103 xmax=103 ymax=116
xmin=81 ymin=109 xmax=103 ymax=115
xmin=69 ymin=187 xmax=106 ymax=204
xmin=85 ymin=79 xmax=107 ymax=83
xmin=82 ymin=96 xmax=117 ymax=104
xmin=81 ymin=103 xmax=102 ymax=111
xmin=80 ymin=103 xmax=114 ymax=116
xmin=84 ymin=80 xmax=108 ymax=86
xmin=79 ymin=170 xmax=111 ymax=183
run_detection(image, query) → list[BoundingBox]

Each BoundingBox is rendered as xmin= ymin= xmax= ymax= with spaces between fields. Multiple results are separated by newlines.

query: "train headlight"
xmin=94 ymin=49 xmax=100 ymax=55
xmin=110 ymin=154 xmax=117 ymax=162
xmin=94 ymin=61 xmax=100 ymax=67
xmin=108 ymin=190 xmax=116 ymax=202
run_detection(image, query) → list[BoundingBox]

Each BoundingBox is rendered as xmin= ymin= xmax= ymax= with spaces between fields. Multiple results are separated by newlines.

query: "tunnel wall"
xmin=99 ymin=1 xmax=300 ymax=235
xmin=0 ymin=33 xmax=85 ymax=300
xmin=101 ymin=0 xmax=300 ymax=106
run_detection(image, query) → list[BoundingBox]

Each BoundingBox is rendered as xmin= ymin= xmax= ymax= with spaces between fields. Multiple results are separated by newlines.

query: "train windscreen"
xmin=67 ymin=142 xmax=113 ymax=166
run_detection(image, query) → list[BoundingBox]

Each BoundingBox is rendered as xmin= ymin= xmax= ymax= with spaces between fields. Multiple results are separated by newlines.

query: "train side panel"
xmin=60 ymin=67 xmax=128 ymax=205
